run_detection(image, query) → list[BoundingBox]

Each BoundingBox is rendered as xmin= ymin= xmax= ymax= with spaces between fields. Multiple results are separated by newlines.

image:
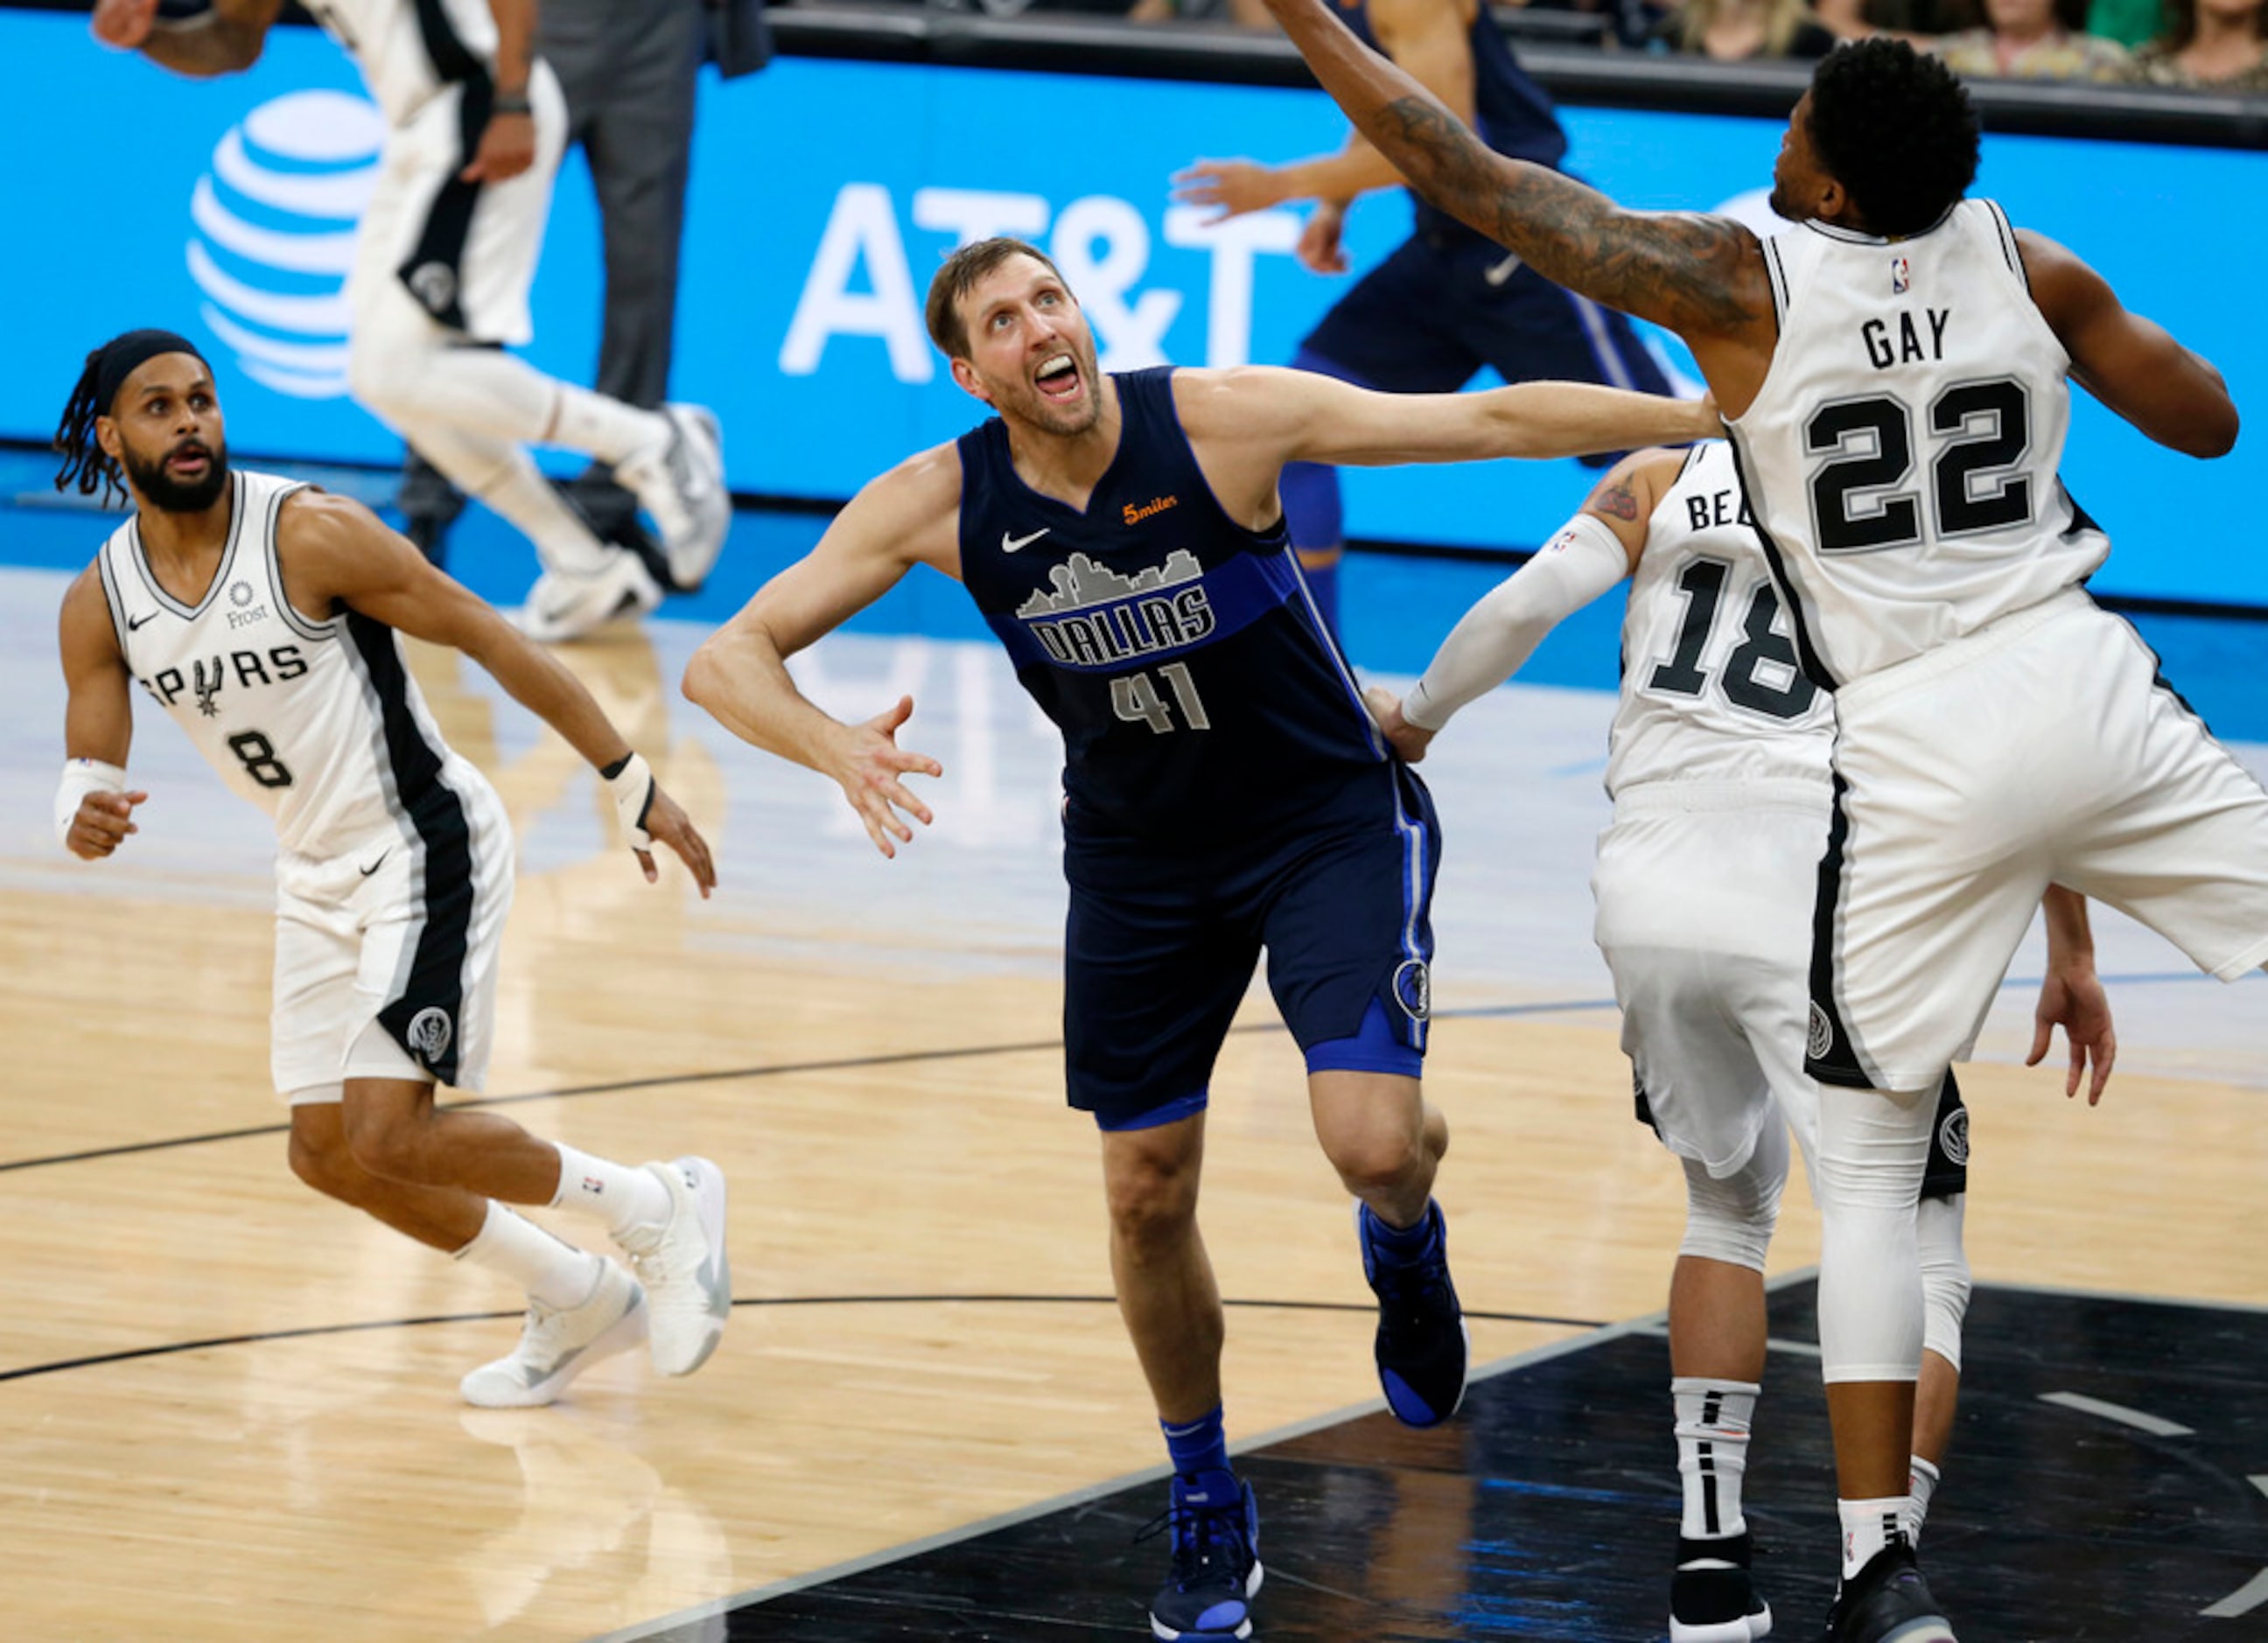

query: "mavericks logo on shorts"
xmin=406 ymin=1006 xmax=454 ymax=1067
xmin=1806 ymin=1002 xmax=1834 ymax=1063
xmin=1392 ymin=959 xmax=1432 ymax=1023
xmin=1936 ymin=1106 xmax=1970 ymax=1169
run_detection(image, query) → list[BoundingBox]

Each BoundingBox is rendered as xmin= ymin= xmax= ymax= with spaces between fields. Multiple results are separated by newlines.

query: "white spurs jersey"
xmin=1606 ymin=441 xmax=1831 ymax=797
xmin=1726 ymin=199 xmax=2108 ymax=687
xmin=94 ymin=469 xmax=489 ymax=862
xmin=301 ymin=0 xmax=500 ymax=126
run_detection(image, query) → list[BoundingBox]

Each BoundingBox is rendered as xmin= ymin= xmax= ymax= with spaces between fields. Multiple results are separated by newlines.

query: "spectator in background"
xmin=2124 ymin=0 xmax=2268 ymax=85
xmin=1128 ymin=0 xmax=1275 ymax=23
xmin=1812 ymin=0 xmax=1982 ymax=38
xmin=1657 ymin=0 xmax=1840 ymax=57
xmin=402 ymin=0 xmax=771 ymax=586
xmin=1932 ymin=0 xmax=2132 ymax=75
xmin=2086 ymin=0 xmax=2165 ymax=46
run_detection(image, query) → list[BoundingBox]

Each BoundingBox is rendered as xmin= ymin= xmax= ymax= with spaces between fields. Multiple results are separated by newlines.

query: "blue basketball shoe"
xmin=1142 ymin=1472 xmax=1262 ymax=1640
xmin=1356 ymin=1199 xmax=1468 ymax=1427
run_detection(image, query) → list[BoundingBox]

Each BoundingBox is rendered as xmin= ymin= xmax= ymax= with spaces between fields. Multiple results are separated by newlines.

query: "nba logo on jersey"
xmin=1890 ymin=255 xmax=1912 ymax=295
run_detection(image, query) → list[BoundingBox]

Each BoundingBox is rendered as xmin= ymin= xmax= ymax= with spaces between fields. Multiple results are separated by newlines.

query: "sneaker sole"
xmin=1876 ymin=1624 xmax=1955 ymax=1643
xmin=1669 ymin=1603 xmax=1771 ymax=1642
xmin=1148 ymin=1558 xmax=1263 ymax=1641
xmin=460 ymin=1284 xmax=649 ymax=1409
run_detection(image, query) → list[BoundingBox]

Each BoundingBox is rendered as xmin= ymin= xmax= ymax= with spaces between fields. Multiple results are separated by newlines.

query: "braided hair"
xmin=52 ymin=328 xmax=212 ymax=506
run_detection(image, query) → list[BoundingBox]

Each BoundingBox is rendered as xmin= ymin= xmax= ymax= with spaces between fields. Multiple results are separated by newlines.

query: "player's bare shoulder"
xmin=844 ymin=439 xmax=968 ymax=577
xmin=58 ymin=558 xmax=124 ymax=664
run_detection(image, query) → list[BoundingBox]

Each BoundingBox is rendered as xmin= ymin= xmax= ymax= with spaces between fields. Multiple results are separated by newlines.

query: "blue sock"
xmin=1361 ymin=1199 xmax=1440 ymax=1262
xmin=1162 ymin=1404 xmax=1232 ymax=1493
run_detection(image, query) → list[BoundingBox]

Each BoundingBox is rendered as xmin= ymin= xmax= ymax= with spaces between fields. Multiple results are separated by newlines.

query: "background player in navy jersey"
xmin=52 ymin=329 xmax=730 ymax=1411
xmin=1172 ymin=0 xmax=1672 ymax=634
xmin=682 ymin=238 xmax=1714 ymax=1642
xmin=1254 ymin=13 xmax=2258 ymax=1639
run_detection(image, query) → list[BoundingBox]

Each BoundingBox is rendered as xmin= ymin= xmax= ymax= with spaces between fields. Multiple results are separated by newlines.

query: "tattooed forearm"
xmin=1374 ymin=98 xmax=1760 ymax=336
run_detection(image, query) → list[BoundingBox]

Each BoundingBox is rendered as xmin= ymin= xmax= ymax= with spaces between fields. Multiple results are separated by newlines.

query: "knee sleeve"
xmin=1916 ymin=1192 xmax=1971 ymax=1371
xmin=1676 ymin=1116 xmax=1788 ymax=1272
xmin=1814 ymin=1082 xmax=1936 ymax=1384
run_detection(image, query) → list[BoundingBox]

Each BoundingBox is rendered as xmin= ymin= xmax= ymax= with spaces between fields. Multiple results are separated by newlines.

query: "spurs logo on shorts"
xmin=406 ymin=260 xmax=458 ymax=317
xmin=1806 ymin=1001 xmax=1834 ymax=1064
xmin=407 ymin=1006 xmax=454 ymax=1065
xmin=1393 ymin=958 xmax=1432 ymax=1023
xmin=1936 ymin=1107 xmax=1970 ymax=1169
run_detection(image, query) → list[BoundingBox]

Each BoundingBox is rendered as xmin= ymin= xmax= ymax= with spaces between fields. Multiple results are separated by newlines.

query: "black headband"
xmin=94 ymin=329 xmax=208 ymax=416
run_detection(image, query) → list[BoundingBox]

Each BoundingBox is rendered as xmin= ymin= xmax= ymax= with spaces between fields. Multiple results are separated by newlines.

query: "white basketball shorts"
xmin=1808 ymin=588 xmax=2268 ymax=1092
xmin=1592 ymin=777 xmax=1829 ymax=1178
xmin=271 ymin=762 xmax=514 ymax=1102
xmin=346 ymin=60 xmax=567 ymax=349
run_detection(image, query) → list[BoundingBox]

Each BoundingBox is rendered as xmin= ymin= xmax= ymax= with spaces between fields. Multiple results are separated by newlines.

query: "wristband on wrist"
xmin=492 ymin=91 xmax=532 ymax=115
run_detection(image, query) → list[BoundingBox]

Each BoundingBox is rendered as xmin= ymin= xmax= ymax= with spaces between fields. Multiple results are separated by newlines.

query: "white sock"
xmin=1905 ymin=1455 xmax=1942 ymax=1544
xmin=550 ymin=1143 xmax=670 ymax=1241
xmin=542 ymin=382 xmax=668 ymax=465
xmin=453 ymin=1200 xmax=601 ymax=1310
xmin=1839 ymin=1495 xmax=1908 ymax=1579
xmin=1673 ymin=1377 xmax=1758 ymax=1541
xmin=402 ymin=423 xmax=614 ymax=577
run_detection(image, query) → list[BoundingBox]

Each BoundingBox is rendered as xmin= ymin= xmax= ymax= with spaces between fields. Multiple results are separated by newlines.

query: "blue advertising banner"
xmin=4 ymin=11 xmax=2261 ymax=605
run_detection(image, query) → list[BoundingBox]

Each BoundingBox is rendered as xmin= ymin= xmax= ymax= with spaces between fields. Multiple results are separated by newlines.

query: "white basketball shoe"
xmin=519 ymin=550 xmax=662 ymax=643
xmin=620 ymin=1157 xmax=731 ymax=1376
xmin=613 ymin=405 xmax=729 ymax=592
xmin=460 ymin=1260 xmax=648 ymax=1409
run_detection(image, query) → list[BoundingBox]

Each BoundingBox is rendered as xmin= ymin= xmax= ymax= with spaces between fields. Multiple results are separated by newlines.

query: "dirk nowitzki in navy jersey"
xmin=957 ymin=367 xmax=1398 ymax=844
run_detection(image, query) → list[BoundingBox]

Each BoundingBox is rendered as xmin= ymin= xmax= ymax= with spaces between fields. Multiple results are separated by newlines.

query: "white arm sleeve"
xmin=1402 ymin=512 xmax=1632 ymax=732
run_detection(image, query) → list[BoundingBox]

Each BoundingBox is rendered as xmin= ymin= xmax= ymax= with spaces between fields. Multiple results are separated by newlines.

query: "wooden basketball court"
xmin=4 ymin=591 xmax=2263 ymax=1640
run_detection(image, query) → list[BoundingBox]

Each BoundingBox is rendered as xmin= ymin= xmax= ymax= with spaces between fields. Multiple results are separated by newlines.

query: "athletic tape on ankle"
xmin=54 ymin=758 xmax=125 ymax=850
xmin=606 ymin=752 xmax=655 ymax=849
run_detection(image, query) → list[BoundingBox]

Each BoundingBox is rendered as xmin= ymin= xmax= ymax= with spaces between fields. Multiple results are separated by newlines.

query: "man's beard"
xmin=123 ymin=438 xmax=229 ymax=513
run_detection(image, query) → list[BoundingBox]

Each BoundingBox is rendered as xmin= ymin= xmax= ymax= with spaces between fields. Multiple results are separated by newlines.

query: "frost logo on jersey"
xmin=1392 ymin=958 xmax=1432 ymax=1023
xmin=1806 ymin=1001 xmax=1834 ymax=1063
xmin=1936 ymin=1106 xmax=1970 ymax=1168
xmin=188 ymin=90 xmax=385 ymax=400
xmin=1013 ymin=550 xmax=1217 ymax=670
xmin=407 ymin=1007 xmax=454 ymax=1065
xmin=1891 ymin=255 xmax=1912 ymax=296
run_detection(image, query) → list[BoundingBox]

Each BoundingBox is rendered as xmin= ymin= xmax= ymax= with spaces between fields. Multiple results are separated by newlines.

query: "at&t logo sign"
xmin=188 ymin=89 xmax=384 ymax=399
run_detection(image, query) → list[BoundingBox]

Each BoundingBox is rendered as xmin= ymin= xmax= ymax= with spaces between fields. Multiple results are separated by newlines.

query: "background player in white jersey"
xmin=88 ymin=0 xmax=731 ymax=641
xmin=1254 ymin=14 xmax=2262 ymax=1636
xmin=1368 ymin=440 xmax=2117 ymax=1640
xmin=52 ymin=330 xmax=732 ymax=1409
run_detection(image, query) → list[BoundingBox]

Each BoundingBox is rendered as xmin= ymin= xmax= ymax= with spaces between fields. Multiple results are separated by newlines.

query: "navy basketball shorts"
xmin=1298 ymin=228 xmax=1670 ymax=399
xmin=1062 ymin=768 xmax=1441 ymax=1131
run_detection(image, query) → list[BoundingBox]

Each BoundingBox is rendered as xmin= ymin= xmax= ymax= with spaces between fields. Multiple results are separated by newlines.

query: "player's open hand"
xmin=67 ymin=788 xmax=148 ymax=861
xmin=827 ymin=695 xmax=942 ymax=859
xmin=460 ymin=111 xmax=536 ymax=184
xmin=636 ymin=782 xmax=717 ymax=898
xmin=2027 ymin=963 xmax=2117 ymax=1105
xmin=1297 ymin=202 xmax=1351 ymax=276
xmin=1364 ymin=685 xmax=1434 ymax=764
xmin=89 ymin=0 xmax=161 ymax=50
xmin=1172 ymin=159 xmax=1284 ymax=223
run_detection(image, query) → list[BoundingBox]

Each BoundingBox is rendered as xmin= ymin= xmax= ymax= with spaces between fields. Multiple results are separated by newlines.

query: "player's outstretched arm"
xmin=1186 ymin=367 xmax=1714 ymax=478
xmin=2027 ymin=884 xmax=2115 ymax=1105
xmin=1375 ymin=449 xmax=1677 ymax=759
xmin=2016 ymin=229 xmax=2238 ymax=460
xmin=682 ymin=448 xmax=962 ymax=859
xmin=1258 ymin=0 xmax=1769 ymax=344
xmin=54 ymin=565 xmax=150 ymax=860
xmin=279 ymin=490 xmax=717 ymax=896
xmin=93 ymin=0 xmax=284 ymax=76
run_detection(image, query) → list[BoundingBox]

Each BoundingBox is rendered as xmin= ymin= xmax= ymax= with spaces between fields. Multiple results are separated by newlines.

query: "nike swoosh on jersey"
xmin=126 ymin=612 xmax=158 ymax=631
xmin=1002 ymin=528 xmax=1050 ymax=553
xmin=358 ymin=849 xmax=390 ymax=877
xmin=1484 ymin=253 xmax=1522 ymax=288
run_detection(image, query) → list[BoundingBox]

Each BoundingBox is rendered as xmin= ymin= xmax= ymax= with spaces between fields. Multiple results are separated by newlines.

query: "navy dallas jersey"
xmin=957 ymin=367 xmax=1396 ymax=847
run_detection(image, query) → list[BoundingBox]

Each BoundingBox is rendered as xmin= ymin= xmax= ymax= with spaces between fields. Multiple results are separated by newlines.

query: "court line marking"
xmin=0 ymin=996 xmax=1621 ymax=1177
xmin=2037 ymin=1390 xmax=2196 ymax=1438
xmin=0 ymin=1294 xmax=1608 ymax=1387
xmin=2202 ymin=1568 xmax=2268 ymax=1620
